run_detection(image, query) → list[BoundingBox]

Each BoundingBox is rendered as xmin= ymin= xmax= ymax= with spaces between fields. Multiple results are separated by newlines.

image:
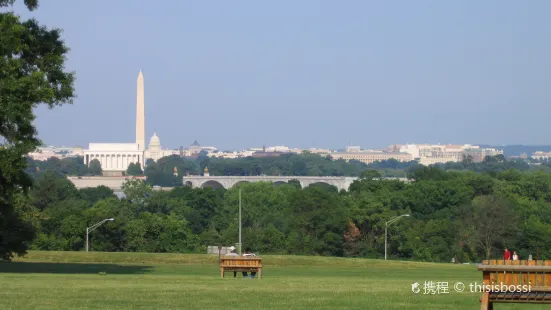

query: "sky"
xmin=8 ymin=0 xmax=551 ymax=150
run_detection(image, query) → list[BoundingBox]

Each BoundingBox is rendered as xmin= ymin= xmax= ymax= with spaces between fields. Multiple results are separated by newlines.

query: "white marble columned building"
xmin=83 ymin=143 xmax=145 ymax=175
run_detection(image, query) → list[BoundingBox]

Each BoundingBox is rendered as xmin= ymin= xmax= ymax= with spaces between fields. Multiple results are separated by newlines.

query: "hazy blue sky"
xmin=11 ymin=0 xmax=551 ymax=150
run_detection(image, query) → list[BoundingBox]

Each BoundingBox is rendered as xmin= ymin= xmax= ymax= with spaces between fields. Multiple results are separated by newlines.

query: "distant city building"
xmin=345 ymin=146 xmax=361 ymax=153
xmin=83 ymin=143 xmax=145 ymax=176
xmin=265 ymin=145 xmax=290 ymax=152
xmin=28 ymin=148 xmax=61 ymax=161
xmin=144 ymin=132 xmax=180 ymax=161
xmin=330 ymin=150 xmax=413 ymax=164
xmin=188 ymin=140 xmax=217 ymax=155
xmin=72 ymin=146 xmax=84 ymax=157
xmin=463 ymin=147 xmax=503 ymax=162
xmin=206 ymin=145 xmax=326 ymax=159
xmin=251 ymin=151 xmax=285 ymax=158
xmin=532 ymin=151 xmax=551 ymax=160
xmin=418 ymin=145 xmax=465 ymax=165
xmin=208 ymin=150 xmax=255 ymax=159
xmin=393 ymin=144 xmax=503 ymax=165
xmin=206 ymin=145 xmax=303 ymax=159
xmin=27 ymin=146 xmax=84 ymax=161
xmin=189 ymin=140 xmax=202 ymax=154
xmin=519 ymin=153 xmax=528 ymax=159
xmin=308 ymin=148 xmax=332 ymax=155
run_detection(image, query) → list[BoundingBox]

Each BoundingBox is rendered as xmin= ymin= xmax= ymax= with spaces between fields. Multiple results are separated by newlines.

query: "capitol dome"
xmin=149 ymin=132 xmax=161 ymax=149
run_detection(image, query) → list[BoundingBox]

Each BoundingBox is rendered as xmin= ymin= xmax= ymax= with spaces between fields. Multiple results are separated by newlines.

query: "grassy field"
xmin=0 ymin=251 xmax=545 ymax=309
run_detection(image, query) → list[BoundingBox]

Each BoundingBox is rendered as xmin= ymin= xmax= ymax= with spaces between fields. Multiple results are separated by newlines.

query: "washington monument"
xmin=136 ymin=71 xmax=145 ymax=150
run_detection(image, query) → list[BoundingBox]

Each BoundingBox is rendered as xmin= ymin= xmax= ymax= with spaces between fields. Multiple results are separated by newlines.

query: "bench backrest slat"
xmin=532 ymin=260 xmax=537 ymax=286
xmin=220 ymin=257 xmax=262 ymax=267
xmin=479 ymin=259 xmax=551 ymax=287
xmin=535 ymin=260 xmax=542 ymax=286
xmin=545 ymin=260 xmax=551 ymax=286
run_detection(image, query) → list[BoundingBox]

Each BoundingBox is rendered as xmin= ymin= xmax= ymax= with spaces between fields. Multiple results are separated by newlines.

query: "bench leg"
xmin=480 ymin=292 xmax=491 ymax=310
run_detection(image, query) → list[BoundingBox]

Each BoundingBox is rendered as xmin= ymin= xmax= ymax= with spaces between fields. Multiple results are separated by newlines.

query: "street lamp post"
xmin=385 ymin=214 xmax=410 ymax=260
xmin=238 ymin=188 xmax=242 ymax=256
xmin=86 ymin=218 xmax=115 ymax=252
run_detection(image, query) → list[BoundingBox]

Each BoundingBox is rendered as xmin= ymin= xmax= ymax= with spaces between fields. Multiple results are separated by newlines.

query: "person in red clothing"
xmin=504 ymin=248 xmax=511 ymax=260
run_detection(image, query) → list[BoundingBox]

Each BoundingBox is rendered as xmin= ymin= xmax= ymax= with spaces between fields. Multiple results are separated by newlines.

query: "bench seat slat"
xmin=484 ymin=286 xmax=551 ymax=293
xmin=478 ymin=265 xmax=551 ymax=272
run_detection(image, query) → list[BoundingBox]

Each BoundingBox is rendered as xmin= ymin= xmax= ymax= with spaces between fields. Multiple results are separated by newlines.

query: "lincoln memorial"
xmin=83 ymin=143 xmax=145 ymax=176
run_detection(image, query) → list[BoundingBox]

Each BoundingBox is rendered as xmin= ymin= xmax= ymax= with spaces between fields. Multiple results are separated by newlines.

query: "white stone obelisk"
xmin=136 ymin=71 xmax=145 ymax=150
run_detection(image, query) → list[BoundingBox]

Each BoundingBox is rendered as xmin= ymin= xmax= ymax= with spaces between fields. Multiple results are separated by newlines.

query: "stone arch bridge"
xmin=182 ymin=176 xmax=363 ymax=191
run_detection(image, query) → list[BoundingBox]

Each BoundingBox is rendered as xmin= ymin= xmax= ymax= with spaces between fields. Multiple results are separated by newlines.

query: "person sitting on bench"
xmin=242 ymin=247 xmax=257 ymax=278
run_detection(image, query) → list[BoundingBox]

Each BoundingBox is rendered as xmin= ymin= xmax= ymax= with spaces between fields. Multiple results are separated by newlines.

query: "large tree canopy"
xmin=0 ymin=0 xmax=75 ymax=259
xmin=0 ymin=0 xmax=38 ymax=10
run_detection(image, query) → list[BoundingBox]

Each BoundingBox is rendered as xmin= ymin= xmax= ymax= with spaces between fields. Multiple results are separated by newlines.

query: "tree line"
xmin=25 ymin=151 xmax=547 ymax=188
xmin=11 ymin=165 xmax=551 ymax=262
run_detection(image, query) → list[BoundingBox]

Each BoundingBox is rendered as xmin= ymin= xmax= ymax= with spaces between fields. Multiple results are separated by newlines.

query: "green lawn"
xmin=0 ymin=252 xmax=545 ymax=309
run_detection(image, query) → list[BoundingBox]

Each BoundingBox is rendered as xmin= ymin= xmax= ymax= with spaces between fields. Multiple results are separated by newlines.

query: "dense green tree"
xmin=78 ymin=186 xmax=116 ymax=206
xmin=125 ymin=212 xmax=197 ymax=252
xmin=197 ymin=150 xmax=210 ymax=172
xmin=126 ymin=163 xmax=143 ymax=176
xmin=30 ymin=171 xmax=79 ymax=210
xmin=144 ymin=155 xmax=195 ymax=186
xmin=406 ymin=165 xmax=450 ymax=181
xmin=472 ymin=195 xmax=518 ymax=259
xmin=81 ymin=197 xmax=123 ymax=251
xmin=144 ymin=161 xmax=164 ymax=185
xmin=36 ymin=198 xmax=88 ymax=251
xmin=185 ymin=188 xmax=225 ymax=234
xmin=0 ymin=0 xmax=75 ymax=259
xmin=25 ymin=156 xmax=89 ymax=177
xmin=360 ymin=169 xmax=382 ymax=180
xmin=0 ymin=191 xmax=41 ymax=259
xmin=286 ymin=186 xmax=348 ymax=256
xmin=287 ymin=179 xmax=302 ymax=189
xmin=88 ymin=159 xmax=102 ymax=176
xmin=121 ymin=178 xmax=152 ymax=207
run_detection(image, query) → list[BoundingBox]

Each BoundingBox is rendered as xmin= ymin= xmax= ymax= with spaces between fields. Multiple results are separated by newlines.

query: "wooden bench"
xmin=478 ymin=259 xmax=551 ymax=309
xmin=220 ymin=256 xmax=262 ymax=279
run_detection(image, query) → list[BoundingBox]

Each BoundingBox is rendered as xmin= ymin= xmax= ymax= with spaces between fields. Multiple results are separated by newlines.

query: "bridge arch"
xmin=273 ymin=181 xmax=287 ymax=187
xmin=232 ymin=181 xmax=251 ymax=188
xmin=184 ymin=181 xmax=193 ymax=187
xmin=201 ymin=180 xmax=225 ymax=189
xmin=306 ymin=182 xmax=338 ymax=192
xmin=180 ymin=176 xmax=372 ymax=192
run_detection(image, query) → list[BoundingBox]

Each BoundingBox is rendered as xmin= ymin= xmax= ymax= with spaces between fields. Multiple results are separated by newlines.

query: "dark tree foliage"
xmin=126 ymin=163 xmax=143 ymax=176
xmin=25 ymin=156 xmax=89 ymax=177
xmin=0 ymin=0 xmax=75 ymax=259
xmin=0 ymin=0 xmax=38 ymax=10
xmin=88 ymin=159 xmax=102 ymax=176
